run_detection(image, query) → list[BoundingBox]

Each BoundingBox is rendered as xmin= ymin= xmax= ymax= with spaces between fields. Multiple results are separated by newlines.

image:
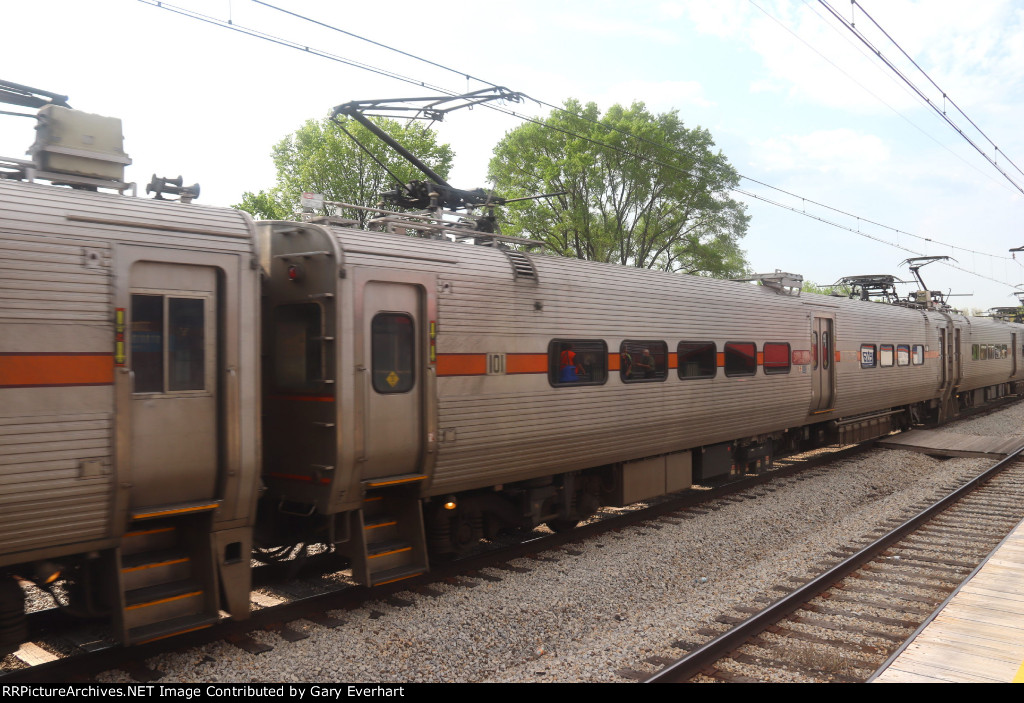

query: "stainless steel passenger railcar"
xmin=0 ymin=178 xmax=261 ymax=649
xmin=256 ymin=218 xmax=1024 ymax=587
xmin=2 ymin=166 xmax=1023 ymax=655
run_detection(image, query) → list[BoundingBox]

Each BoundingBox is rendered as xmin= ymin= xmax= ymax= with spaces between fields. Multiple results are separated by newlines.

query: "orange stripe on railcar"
xmin=438 ymin=346 xmax=825 ymax=375
xmin=436 ymin=354 xmax=487 ymax=376
xmin=0 ymin=353 xmax=114 ymax=388
xmin=505 ymin=353 xmax=547 ymax=374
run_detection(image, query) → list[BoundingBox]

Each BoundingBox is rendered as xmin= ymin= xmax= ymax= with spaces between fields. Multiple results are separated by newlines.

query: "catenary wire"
xmin=245 ymin=0 xmax=1020 ymax=267
xmin=850 ymin=0 xmax=1024 ymax=182
xmin=772 ymin=0 xmax=1013 ymax=194
xmin=818 ymin=0 xmax=1024 ymax=196
xmin=138 ymin=0 xmax=1023 ymax=289
xmin=734 ymin=186 xmax=1012 ymax=288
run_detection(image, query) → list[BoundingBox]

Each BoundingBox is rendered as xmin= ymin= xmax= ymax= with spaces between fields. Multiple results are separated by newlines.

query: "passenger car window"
xmin=678 ymin=342 xmax=716 ymax=379
xmin=371 ymin=313 xmax=415 ymax=393
xmin=860 ymin=344 xmax=877 ymax=368
xmin=620 ymin=340 xmax=668 ymax=382
xmin=763 ymin=342 xmax=791 ymax=375
xmin=896 ymin=344 xmax=910 ymax=366
xmin=879 ymin=344 xmax=894 ymax=367
xmin=131 ymin=294 xmax=164 ymax=393
xmin=724 ymin=342 xmax=756 ymax=377
xmin=912 ymin=344 xmax=924 ymax=365
xmin=549 ymin=340 xmax=608 ymax=387
xmin=132 ymin=293 xmax=207 ymax=394
xmin=167 ymin=298 xmax=205 ymax=391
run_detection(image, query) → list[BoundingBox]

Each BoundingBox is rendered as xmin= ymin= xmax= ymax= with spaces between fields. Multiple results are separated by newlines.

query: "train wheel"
xmin=426 ymin=503 xmax=482 ymax=558
xmin=545 ymin=518 xmax=581 ymax=533
xmin=449 ymin=510 xmax=483 ymax=556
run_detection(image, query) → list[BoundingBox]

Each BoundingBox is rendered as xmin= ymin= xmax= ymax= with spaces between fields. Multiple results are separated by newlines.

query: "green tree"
xmin=488 ymin=100 xmax=749 ymax=277
xmin=801 ymin=280 xmax=851 ymax=296
xmin=236 ymin=115 xmax=454 ymax=227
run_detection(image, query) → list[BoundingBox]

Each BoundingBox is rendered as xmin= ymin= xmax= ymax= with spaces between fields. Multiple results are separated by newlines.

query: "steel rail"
xmin=644 ymin=445 xmax=1024 ymax=683
xmin=3 ymin=445 xmax=867 ymax=683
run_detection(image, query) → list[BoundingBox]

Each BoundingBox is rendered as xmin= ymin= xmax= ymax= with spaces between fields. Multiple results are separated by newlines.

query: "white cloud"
xmin=750 ymin=128 xmax=890 ymax=177
xmin=678 ymin=0 xmax=752 ymax=37
xmin=749 ymin=78 xmax=785 ymax=95
xmin=685 ymin=0 xmax=1024 ymax=117
xmin=597 ymin=80 xmax=715 ymax=111
xmin=551 ymin=12 xmax=681 ymax=45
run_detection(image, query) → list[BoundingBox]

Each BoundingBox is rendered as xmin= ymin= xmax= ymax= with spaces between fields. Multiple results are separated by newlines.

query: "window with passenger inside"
xmin=549 ymin=340 xmax=608 ymax=386
xmin=620 ymin=340 xmax=668 ymax=382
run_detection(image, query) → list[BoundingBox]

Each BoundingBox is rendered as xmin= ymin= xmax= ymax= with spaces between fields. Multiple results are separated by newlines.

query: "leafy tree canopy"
xmin=488 ymin=100 xmax=750 ymax=277
xmin=801 ymin=280 xmax=851 ymax=296
xmin=236 ymin=115 xmax=454 ymax=227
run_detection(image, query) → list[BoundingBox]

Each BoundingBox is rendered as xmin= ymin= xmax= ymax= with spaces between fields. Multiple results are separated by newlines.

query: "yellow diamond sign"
xmin=386 ymin=371 xmax=399 ymax=388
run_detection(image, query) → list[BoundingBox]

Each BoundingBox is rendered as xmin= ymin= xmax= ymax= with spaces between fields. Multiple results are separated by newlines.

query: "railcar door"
xmin=954 ymin=328 xmax=963 ymax=387
xmin=939 ymin=329 xmax=948 ymax=389
xmin=128 ymin=260 xmax=218 ymax=508
xmin=938 ymin=326 xmax=962 ymax=393
xmin=811 ymin=316 xmax=835 ymax=412
xmin=936 ymin=325 xmax=960 ymax=422
xmin=357 ymin=279 xmax=424 ymax=480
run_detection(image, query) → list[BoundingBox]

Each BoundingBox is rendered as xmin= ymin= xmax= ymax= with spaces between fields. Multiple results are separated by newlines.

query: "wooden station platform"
xmin=871 ymin=517 xmax=1024 ymax=683
xmin=876 ymin=429 xmax=1024 ymax=458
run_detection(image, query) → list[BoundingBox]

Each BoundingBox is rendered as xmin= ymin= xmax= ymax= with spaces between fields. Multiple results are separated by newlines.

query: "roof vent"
xmin=503 ymin=250 xmax=537 ymax=281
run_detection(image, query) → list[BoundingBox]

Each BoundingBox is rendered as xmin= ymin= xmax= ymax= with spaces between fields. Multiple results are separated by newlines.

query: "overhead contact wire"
xmin=850 ymin=0 xmax=1024 ymax=182
xmin=772 ymin=0 xmax=1011 ymax=194
xmin=139 ymin=0 xmax=1022 ymax=289
xmin=241 ymin=0 xmax=1015 ymax=266
xmin=817 ymin=0 xmax=1024 ymax=197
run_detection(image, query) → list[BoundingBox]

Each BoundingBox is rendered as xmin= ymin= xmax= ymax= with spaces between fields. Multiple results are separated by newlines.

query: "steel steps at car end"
xmin=128 ymin=612 xmax=220 ymax=645
xmin=115 ymin=502 xmax=222 ymax=645
xmin=346 ymin=479 xmax=429 ymax=587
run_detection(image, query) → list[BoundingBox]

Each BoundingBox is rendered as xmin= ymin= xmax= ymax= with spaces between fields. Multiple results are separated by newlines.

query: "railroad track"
xmin=641 ymin=449 xmax=1024 ymax=683
xmin=0 ymin=443 xmax=869 ymax=682
xmin=5 ymin=400 xmax=1021 ymax=683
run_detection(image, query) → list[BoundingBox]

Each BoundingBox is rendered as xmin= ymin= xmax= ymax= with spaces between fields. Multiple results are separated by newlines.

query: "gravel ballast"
xmin=90 ymin=401 xmax=1024 ymax=683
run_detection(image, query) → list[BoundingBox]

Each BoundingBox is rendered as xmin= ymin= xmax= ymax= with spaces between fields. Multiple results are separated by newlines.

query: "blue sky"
xmin=4 ymin=0 xmax=1024 ymax=310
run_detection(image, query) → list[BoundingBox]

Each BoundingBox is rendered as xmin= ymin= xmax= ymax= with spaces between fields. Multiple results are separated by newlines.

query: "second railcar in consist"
xmin=1 ymin=101 xmax=1023 ymax=652
xmin=257 ymin=217 xmax=1024 ymax=587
